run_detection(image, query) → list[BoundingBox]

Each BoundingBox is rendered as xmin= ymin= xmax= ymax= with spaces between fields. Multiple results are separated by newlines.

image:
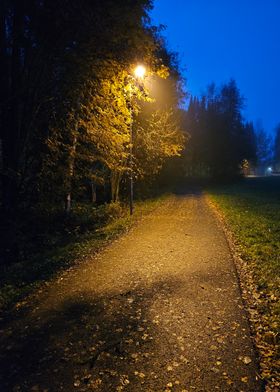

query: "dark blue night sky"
xmin=150 ymin=0 xmax=280 ymax=136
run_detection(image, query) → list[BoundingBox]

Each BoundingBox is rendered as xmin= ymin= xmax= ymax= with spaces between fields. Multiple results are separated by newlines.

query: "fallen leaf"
xmin=243 ymin=356 xmax=252 ymax=365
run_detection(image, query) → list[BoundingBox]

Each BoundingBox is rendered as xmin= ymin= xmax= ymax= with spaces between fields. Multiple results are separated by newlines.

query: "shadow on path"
xmin=1 ymin=279 xmax=189 ymax=391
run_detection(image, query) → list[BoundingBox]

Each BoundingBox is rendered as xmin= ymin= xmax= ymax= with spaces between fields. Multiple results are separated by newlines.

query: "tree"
xmin=134 ymin=109 xmax=185 ymax=180
xmin=182 ymin=80 xmax=257 ymax=179
xmin=1 ymin=0 xmax=187 ymax=262
xmin=132 ymin=42 xmax=186 ymax=186
xmin=0 ymin=0 xmax=168 ymax=211
xmin=0 ymin=0 xmax=188 ymax=265
xmin=273 ymin=124 xmax=280 ymax=171
xmin=255 ymin=123 xmax=271 ymax=169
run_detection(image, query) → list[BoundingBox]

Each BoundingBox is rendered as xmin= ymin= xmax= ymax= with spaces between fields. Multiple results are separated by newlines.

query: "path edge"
xmin=204 ymin=194 xmax=266 ymax=391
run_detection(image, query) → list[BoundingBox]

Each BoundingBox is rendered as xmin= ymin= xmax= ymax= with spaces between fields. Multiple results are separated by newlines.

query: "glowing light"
xmin=134 ymin=65 xmax=146 ymax=79
xmin=267 ymin=167 xmax=272 ymax=172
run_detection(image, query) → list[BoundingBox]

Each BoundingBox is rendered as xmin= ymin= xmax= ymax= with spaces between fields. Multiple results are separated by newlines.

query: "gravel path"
xmin=0 ymin=194 xmax=263 ymax=391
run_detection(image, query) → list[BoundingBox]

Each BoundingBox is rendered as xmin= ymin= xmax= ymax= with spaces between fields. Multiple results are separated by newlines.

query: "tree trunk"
xmin=65 ymin=133 xmax=77 ymax=213
xmin=1 ymin=0 xmax=25 ymax=213
xmin=111 ymin=171 xmax=122 ymax=202
xmin=65 ymin=193 xmax=71 ymax=213
xmin=0 ymin=1 xmax=25 ymax=264
xmin=91 ymin=182 xmax=97 ymax=203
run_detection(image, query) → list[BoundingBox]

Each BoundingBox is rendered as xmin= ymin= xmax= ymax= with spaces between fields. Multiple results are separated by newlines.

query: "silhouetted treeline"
xmin=181 ymin=80 xmax=257 ymax=179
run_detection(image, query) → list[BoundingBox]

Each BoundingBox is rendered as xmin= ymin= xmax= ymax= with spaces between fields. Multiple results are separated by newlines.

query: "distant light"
xmin=134 ymin=65 xmax=146 ymax=79
xmin=267 ymin=167 xmax=272 ymax=172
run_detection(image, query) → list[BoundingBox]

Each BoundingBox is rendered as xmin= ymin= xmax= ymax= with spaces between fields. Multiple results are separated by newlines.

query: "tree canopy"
xmin=0 ymin=0 xmax=185 ymax=214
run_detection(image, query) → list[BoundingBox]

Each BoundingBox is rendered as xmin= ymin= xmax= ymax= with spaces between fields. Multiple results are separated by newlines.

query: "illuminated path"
xmin=0 ymin=194 xmax=262 ymax=391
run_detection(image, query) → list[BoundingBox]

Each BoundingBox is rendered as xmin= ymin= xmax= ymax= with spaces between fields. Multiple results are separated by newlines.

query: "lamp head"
xmin=134 ymin=65 xmax=146 ymax=79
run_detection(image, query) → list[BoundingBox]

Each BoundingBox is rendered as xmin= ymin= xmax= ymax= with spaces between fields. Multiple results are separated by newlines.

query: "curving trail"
xmin=0 ymin=193 xmax=263 ymax=391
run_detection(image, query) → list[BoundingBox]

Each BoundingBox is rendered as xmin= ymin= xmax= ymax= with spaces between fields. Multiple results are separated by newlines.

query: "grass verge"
xmin=0 ymin=195 xmax=169 ymax=312
xmin=207 ymin=177 xmax=280 ymax=390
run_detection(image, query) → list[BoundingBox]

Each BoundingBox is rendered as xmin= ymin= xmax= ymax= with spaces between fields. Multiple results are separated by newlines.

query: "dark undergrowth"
xmin=0 ymin=196 xmax=168 ymax=311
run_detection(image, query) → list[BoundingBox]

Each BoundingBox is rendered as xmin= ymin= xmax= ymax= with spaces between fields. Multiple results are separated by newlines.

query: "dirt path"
xmin=0 ymin=194 xmax=263 ymax=391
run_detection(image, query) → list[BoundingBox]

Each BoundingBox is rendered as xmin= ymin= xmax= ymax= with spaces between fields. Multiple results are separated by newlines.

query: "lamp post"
xmin=129 ymin=64 xmax=146 ymax=215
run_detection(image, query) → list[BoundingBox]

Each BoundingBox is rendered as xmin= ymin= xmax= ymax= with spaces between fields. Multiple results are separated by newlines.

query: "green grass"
xmin=207 ymin=176 xmax=280 ymax=385
xmin=207 ymin=177 xmax=280 ymax=299
xmin=0 ymin=196 xmax=168 ymax=311
xmin=207 ymin=177 xmax=280 ymax=291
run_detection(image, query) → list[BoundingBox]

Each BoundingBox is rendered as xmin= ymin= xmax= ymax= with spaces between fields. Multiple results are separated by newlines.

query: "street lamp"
xmin=129 ymin=64 xmax=146 ymax=215
xmin=134 ymin=65 xmax=146 ymax=79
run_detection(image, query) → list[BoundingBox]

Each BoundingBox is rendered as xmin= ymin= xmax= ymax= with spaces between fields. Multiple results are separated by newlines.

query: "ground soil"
xmin=0 ymin=193 xmax=263 ymax=391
